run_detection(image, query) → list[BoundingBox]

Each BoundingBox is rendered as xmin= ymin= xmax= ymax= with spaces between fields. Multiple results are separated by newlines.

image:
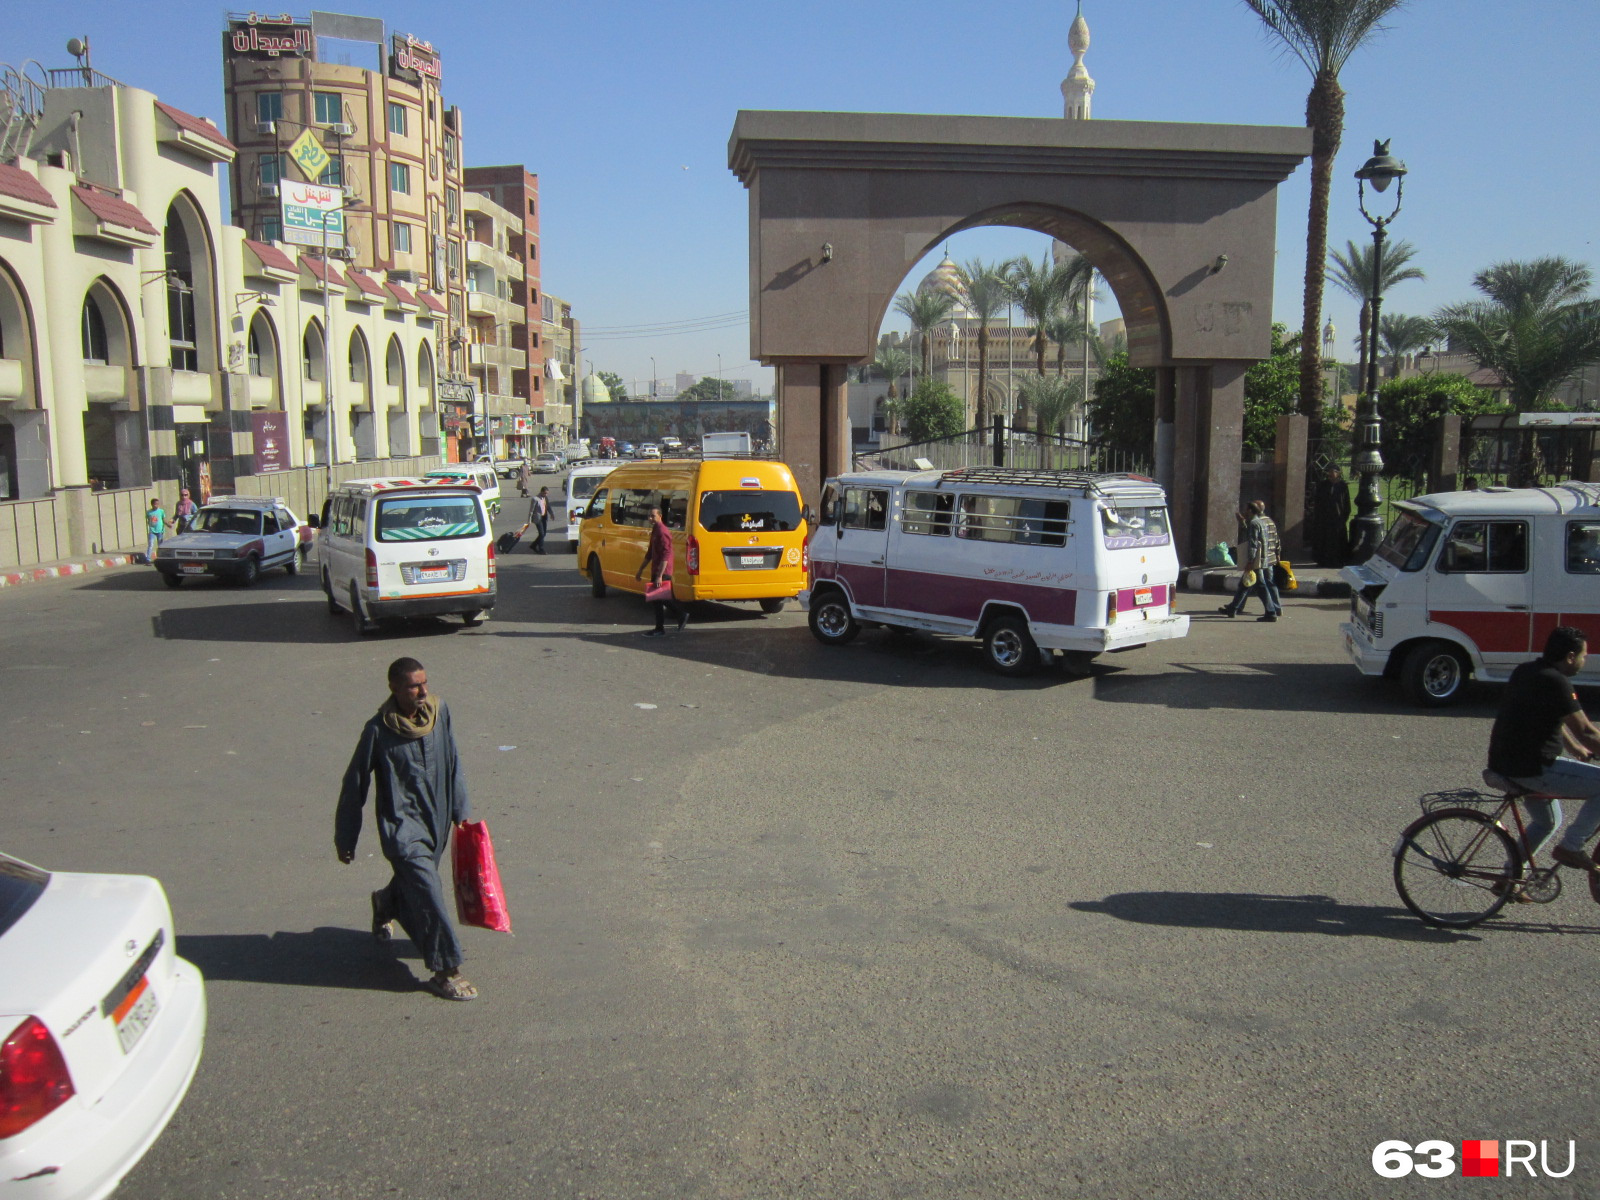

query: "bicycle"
xmin=1392 ymin=771 xmax=1572 ymax=928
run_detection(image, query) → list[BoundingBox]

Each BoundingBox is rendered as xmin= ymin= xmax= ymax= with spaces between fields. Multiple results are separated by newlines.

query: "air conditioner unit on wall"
xmin=330 ymin=247 xmax=356 ymax=261
xmin=259 ymin=182 xmax=279 ymax=197
xmin=329 ymin=122 xmax=355 ymax=137
xmin=255 ymin=119 xmax=276 ymax=135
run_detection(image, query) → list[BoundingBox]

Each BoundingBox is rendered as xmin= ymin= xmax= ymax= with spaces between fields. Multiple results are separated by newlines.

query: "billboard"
xmin=251 ymin=412 xmax=290 ymax=474
xmin=281 ymin=181 xmax=344 ymax=249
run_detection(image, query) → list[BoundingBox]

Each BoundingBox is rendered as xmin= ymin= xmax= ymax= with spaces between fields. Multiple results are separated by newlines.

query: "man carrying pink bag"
xmin=336 ymin=657 xmax=505 ymax=1001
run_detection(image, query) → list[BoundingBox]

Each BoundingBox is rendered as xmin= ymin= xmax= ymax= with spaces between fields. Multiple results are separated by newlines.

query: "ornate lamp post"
xmin=1348 ymin=139 xmax=1408 ymax=562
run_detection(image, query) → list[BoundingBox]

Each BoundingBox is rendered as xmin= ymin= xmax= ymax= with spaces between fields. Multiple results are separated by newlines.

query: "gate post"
xmin=1430 ymin=413 xmax=1462 ymax=494
xmin=992 ymin=415 xmax=1005 ymax=466
xmin=1273 ymin=413 xmax=1307 ymax=558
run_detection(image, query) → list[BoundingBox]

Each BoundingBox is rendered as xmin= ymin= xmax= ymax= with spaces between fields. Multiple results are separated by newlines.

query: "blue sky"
xmin=10 ymin=1 xmax=1597 ymax=395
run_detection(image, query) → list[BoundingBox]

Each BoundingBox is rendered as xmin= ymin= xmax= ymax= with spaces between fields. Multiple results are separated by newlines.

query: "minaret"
xmin=1060 ymin=1 xmax=1095 ymax=120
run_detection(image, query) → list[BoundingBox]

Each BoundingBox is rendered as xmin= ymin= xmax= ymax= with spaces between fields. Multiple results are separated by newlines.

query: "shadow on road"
xmin=1069 ymin=891 xmax=1484 ymax=942
xmin=180 ymin=928 xmax=423 ymax=992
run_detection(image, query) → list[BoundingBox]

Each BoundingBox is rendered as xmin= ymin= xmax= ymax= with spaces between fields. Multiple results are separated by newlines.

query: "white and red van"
xmin=1340 ymin=482 xmax=1600 ymax=705
xmin=802 ymin=466 xmax=1189 ymax=676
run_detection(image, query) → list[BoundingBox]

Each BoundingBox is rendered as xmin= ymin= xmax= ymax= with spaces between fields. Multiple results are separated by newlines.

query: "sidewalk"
xmin=0 ymin=550 xmax=143 ymax=589
xmin=1179 ymin=561 xmax=1351 ymax=600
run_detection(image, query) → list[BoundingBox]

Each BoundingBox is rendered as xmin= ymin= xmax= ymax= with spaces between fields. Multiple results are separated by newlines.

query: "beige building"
xmin=539 ymin=292 xmax=578 ymax=446
xmin=0 ymin=56 xmax=443 ymax=570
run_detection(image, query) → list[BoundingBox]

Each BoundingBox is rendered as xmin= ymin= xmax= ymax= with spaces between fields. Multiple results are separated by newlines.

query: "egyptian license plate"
xmin=113 ymin=976 xmax=159 ymax=1054
xmin=1134 ymin=588 xmax=1153 ymax=606
xmin=180 ymin=564 xmax=207 ymax=575
xmin=740 ymin=555 xmax=765 ymax=567
xmin=417 ymin=566 xmax=449 ymax=582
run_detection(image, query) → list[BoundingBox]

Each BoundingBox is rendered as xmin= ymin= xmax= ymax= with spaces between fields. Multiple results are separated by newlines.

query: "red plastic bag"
xmin=452 ymin=820 xmax=512 ymax=933
xmin=644 ymin=580 xmax=673 ymax=603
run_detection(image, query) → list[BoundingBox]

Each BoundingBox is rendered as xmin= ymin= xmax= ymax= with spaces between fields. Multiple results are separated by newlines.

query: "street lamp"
xmin=1322 ymin=319 xmax=1337 ymax=405
xmin=1348 ymin=138 xmax=1408 ymax=563
xmin=650 ymin=355 xmax=657 ymax=401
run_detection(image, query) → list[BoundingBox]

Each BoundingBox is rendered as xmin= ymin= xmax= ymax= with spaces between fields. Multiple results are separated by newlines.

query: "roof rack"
xmin=935 ymin=466 xmax=1158 ymax=496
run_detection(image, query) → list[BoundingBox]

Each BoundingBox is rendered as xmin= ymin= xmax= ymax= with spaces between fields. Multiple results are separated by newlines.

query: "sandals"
xmin=426 ymin=971 xmax=480 ymax=1001
xmin=370 ymin=891 xmax=396 ymax=943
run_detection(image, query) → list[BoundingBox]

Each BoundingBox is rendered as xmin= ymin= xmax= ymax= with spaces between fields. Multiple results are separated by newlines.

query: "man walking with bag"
xmin=529 ymin=486 xmax=551 ymax=554
xmin=1218 ymin=499 xmax=1283 ymax=623
xmin=336 ymin=656 xmax=479 ymax=1001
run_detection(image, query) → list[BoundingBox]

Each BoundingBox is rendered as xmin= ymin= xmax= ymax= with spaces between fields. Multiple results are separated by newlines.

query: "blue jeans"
xmin=1225 ymin=568 xmax=1281 ymax=616
xmin=1512 ymin=756 xmax=1600 ymax=855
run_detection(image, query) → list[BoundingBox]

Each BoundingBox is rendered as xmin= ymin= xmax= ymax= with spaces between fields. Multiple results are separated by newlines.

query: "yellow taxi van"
xmin=575 ymin=458 xmax=809 ymax=611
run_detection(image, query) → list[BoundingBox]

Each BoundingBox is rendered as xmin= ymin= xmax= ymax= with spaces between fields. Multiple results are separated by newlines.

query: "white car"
xmin=152 ymin=497 xmax=308 ymax=588
xmin=532 ymin=453 xmax=564 ymax=474
xmin=0 ymin=852 xmax=206 ymax=1199
xmin=637 ymin=443 xmax=662 ymax=460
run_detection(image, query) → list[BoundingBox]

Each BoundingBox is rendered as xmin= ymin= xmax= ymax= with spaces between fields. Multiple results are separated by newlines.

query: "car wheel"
xmin=588 ymin=555 xmax=608 ymax=598
xmin=1401 ymin=640 xmax=1469 ymax=707
xmin=350 ymin=585 xmax=375 ymax=637
xmin=323 ymin=569 xmax=341 ymax=615
xmin=283 ymin=553 xmax=298 ymax=576
xmin=759 ymin=597 xmax=786 ymax=614
xmin=160 ymin=572 xmax=183 ymax=589
xmin=461 ymin=610 xmax=488 ymax=627
xmin=237 ymin=556 xmax=260 ymax=588
xmin=807 ymin=590 xmax=859 ymax=645
xmin=982 ymin=615 xmax=1039 ymax=678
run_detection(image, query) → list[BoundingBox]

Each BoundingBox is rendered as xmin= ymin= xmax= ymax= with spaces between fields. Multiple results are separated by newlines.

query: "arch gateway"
xmin=729 ymin=111 xmax=1312 ymax=561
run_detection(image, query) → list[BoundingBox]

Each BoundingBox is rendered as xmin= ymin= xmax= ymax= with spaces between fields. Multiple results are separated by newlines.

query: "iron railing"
xmin=855 ymin=424 xmax=1150 ymax=476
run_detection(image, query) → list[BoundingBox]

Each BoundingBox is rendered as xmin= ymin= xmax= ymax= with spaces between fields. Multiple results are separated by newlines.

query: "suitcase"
xmin=496 ymin=523 xmax=529 ymax=554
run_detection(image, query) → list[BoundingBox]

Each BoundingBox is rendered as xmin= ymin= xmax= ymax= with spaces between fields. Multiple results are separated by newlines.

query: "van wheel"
xmin=350 ymin=585 xmax=375 ymax=637
xmin=1401 ymin=640 xmax=1469 ymax=707
xmin=808 ymin=591 xmax=859 ymax=645
xmin=588 ymin=556 xmax=607 ymax=598
xmin=983 ymin=616 xmax=1039 ymax=677
xmin=461 ymin=611 xmax=487 ymax=627
xmin=323 ymin=570 xmax=341 ymax=615
xmin=759 ymin=597 xmax=786 ymax=614
xmin=1060 ymin=650 xmax=1098 ymax=678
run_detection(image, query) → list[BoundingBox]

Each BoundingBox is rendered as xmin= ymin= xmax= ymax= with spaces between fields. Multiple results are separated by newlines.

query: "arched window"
xmin=248 ymin=324 xmax=263 ymax=376
xmin=164 ymin=211 xmax=198 ymax=371
xmin=385 ymin=336 xmax=404 ymax=387
xmin=81 ymin=296 xmax=109 ymax=362
xmin=303 ymin=322 xmax=325 ymax=381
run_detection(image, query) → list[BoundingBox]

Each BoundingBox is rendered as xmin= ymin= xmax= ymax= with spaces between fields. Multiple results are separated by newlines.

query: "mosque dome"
xmin=580 ymin=372 xmax=611 ymax=405
xmin=916 ymin=253 xmax=971 ymax=317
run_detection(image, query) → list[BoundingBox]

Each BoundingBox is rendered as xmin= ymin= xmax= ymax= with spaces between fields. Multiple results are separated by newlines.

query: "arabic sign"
xmin=287 ymin=130 xmax=331 ymax=182
xmin=225 ymin=14 xmax=314 ymax=59
xmin=390 ymin=33 xmax=442 ymax=83
xmin=280 ymin=181 xmax=344 ymax=248
xmin=251 ymin=411 xmax=289 ymax=473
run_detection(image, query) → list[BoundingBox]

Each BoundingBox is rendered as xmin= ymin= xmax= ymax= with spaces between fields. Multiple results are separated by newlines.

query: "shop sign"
xmin=287 ymin=130 xmax=331 ymax=183
xmin=252 ymin=411 xmax=289 ymax=474
xmin=225 ymin=15 xmax=313 ymax=59
xmin=281 ymin=181 xmax=344 ymax=249
xmin=512 ymin=417 xmax=532 ymax=434
xmin=391 ymin=33 xmax=442 ymax=83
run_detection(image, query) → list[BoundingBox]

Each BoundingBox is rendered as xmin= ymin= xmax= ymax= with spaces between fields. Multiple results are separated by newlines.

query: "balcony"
xmin=465 ymin=238 xmax=522 ymax=280
xmin=465 ymin=288 xmax=519 ymax=321
xmin=468 ymin=342 xmax=523 ymax=371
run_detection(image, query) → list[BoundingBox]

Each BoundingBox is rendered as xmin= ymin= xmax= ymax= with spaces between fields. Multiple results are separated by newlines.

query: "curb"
xmin=0 ymin=554 xmax=140 ymax=589
xmin=1180 ymin=566 xmax=1351 ymax=600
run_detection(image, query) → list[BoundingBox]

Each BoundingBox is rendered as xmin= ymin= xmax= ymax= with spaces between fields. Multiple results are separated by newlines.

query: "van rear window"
xmin=375 ymin=495 xmax=485 ymax=542
xmin=698 ymin=490 xmax=803 ymax=533
xmin=1100 ymin=505 xmax=1171 ymax=548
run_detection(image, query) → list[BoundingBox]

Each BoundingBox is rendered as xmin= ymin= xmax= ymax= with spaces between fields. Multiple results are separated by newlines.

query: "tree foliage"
xmin=1242 ymin=325 xmax=1303 ymax=452
xmin=1086 ymin=350 xmax=1156 ymax=458
xmin=675 ymin=377 xmax=740 ymax=404
xmin=1376 ymin=372 xmax=1505 ymax=477
xmin=900 ymin=377 xmax=967 ymax=442
xmin=598 ymin=370 xmax=628 ymax=403
xmin=893 ymin=289 xmax=956 ymax=376
xmin=1017 ymin=373 xmax=1084 ymax=438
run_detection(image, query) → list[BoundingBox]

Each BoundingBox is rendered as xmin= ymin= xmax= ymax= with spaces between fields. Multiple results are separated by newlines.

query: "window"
xmin=313 ymin=91 xmax=342 ymax=125
xmin=261 ymin=215 xmax=282 ymax=243
xmin=387 ymin=103 xmax=407 ymax=136
xmin=1439 ymin=521 xmax=1528 ymax=573
xmin=389 ymin=162 xmax=411 ymax=194
xmin=194 ymin=508 xmax=261 ymax=536
xmin=661 ymin=492 xmax=689 ymax=531
xmin=1568 ymin=522 xmax=1600 ymax=574
xmin=445 ymin=187 xmax=458 ymax=224
xmin=317 ymin=157 xmax=343 ymax=187
xmin=1377 ymin=510 xmax=1440 ymax=572
xmin=393 ymin=222 xmax=412 ymax=253
xmin=902 ymin=490 xmax=954 ymax=537
xmin=582 ymin=487 xmax=607 ymax=519
xmin=698 ymin=489 xmax=804 ymax=533
xmin=958 ymin=494 xmax=1071 ymax=546
xmin=261 ymin=509 xmax=281 ymax=535
xmin=247 ymin=325 xmax=263 ymax=376
xmin=256 ymin=91 xmax=283 ymax=124
xmin=81 ymin=297 xmax=109 ymax=363
xmin=1099 ymin=504 xmax=1170 ymax=549
xmin=840 ymin=487 xmax=889 ymax=532
xmin=258 ymin=153 xmax=280 ymax=186
xmin=164 ymin=212 xmax=198 ymax=373
xmin=375 ymin=495 xmax=487 ymax=542
xmin=610 ymin=488 xmax=656 ymax=528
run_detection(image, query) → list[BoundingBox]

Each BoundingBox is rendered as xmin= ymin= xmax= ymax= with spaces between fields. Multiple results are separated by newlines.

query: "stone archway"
xmin=729 ymin=110 xmax=1311 ymax=559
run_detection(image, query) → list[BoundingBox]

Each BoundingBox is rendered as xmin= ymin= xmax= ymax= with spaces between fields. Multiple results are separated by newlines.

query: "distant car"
xmin=638 ymin=443 xmax=662 ymax=460
xmin=660 ymin=436 xmax=684 ymax=452
xmin=618 ymin=442 xmax=636 ymax=457
xmin=532 ymin=453 xmax=564 ymax=474
xmin=0 ymin=850 xmax=206 ymax=1199
xmin=152 ymin=496 xmax=307 ymax=588
xmin=473 ymin=455 xmax=526 ymax=479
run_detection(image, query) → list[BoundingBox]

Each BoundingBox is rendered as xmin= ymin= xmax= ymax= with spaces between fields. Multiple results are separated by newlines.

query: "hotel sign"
xmin=390 ymin=33 xmax=442 ymax=84
xmin=225 ymin=14 xmax=313 ymax=59
xmin=280 ymin=181 xmax=344 ymax=249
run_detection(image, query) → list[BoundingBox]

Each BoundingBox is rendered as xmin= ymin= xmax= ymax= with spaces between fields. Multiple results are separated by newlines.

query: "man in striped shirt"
xmin=1219 ymin=499 xmax=1283 ymax=622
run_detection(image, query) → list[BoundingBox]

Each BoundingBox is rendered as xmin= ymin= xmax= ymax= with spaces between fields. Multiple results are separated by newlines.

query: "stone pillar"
xmin=1273 ymin=413 xmax=1308 ymax=558
xmin=1430 ymin=413 xmax=1462 ymax=494
xmin=1152 ymin=367 xmax=1176 ymax=501
xmin=1166 ymin=363 xmax=1247 ymax=565
xmin=775 ymin=362 xmax=848 ymax=504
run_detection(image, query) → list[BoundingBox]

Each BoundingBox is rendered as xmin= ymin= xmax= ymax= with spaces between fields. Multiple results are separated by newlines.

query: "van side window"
xmin=957 ymin=494 xmax=1070 ymax=546
xmin=610 ymin=488 xmax=654 ymax=527
xmin=841 ymin=487 xmax=888 ymax=531
xmin=1568 ymin=522 xmax=1600 ymax=574
xmin=902 ymin=490 xmax=954 ymax=537
xmin=586 ymin=488 xmax=608 ymax=520
xmin=818 ymin=484 xmax=838 ymax=527
xmin=1440 ymin=520 xmax=1527 ymax=573
xmin=351 ymin=500 xmax=368 ymax=542
xmin=662 ymin=491 xmax=689 ymax=531
xmin=330 ymin=497 xmax=350 ymax=537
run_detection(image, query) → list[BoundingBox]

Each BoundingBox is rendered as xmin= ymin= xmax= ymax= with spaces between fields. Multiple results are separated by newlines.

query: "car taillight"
xmin=487 ymin=541 xmax=496 ymax=580
xmin=686 ymin=534 xmax=699 ymax=576
xmin=0 ymin=1017 xmax=75 ymax=1139
xmin=365 ymin=548 xmax=378 ymax=589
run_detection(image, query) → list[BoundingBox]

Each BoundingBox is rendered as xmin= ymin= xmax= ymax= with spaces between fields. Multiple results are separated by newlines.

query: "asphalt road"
xmin=4 ymin=499 xmax=1596 ymax=1199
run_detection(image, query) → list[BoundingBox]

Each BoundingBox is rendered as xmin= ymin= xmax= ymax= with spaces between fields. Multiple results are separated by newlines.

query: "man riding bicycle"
xmin=1486 ymin=626 xmax=1600 ymax=876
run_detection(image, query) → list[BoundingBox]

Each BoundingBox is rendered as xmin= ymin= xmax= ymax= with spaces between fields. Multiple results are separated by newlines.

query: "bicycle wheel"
xmin=1393 ymin=808 xmax=1520 ymax=928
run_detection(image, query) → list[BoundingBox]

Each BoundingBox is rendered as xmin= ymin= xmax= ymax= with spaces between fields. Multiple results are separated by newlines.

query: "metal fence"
xmin=855 ymin=425 xmax=1150 ymax=476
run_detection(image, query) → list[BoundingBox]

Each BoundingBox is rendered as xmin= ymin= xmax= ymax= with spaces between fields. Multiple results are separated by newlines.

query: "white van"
xmin=564 ymin=461 xmax=616 ymax=550
xmin=803 ymin=466 xmax=1189 ymax=676
xmin=315 ymin=477 xmax=496 ymax=635
xmin=1340 ymin=482 xmax=1600 ymax=705
xmin=421 ymin=463 xmax=501 ymax=517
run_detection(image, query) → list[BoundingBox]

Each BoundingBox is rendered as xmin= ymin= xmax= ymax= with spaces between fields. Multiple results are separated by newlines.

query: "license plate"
xmin=1134 ymin=589 xmax=1153 ymax=606
xmin=180 ymin=564 xmax=206 ymax=574
xmin=418 ymin=567 xmax=449 ymax=581
xmin=740 ymin=555 xmax=765 ymax=566
xmin=113 ymin=976 xmax=159 ymax=1054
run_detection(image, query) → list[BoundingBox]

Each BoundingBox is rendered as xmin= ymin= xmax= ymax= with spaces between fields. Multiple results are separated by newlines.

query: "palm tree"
xmin=1432 ymin=257 xmax=1600 ymax=413
xmin=1375 ymin=313 xmax=1436 ymax=376
xmin=1018 ymin=373 xmax=1084 ymax=440
xmin=893 ymin=289 xmax=956 ymax=379
xmin=1003 ymin=254 xmax=1083 ymax=432
xmin=873 ymin=346 xmax=911 ymax=437
xmin=1245 ymin=0 xmax=1407 ymax=429
xmin=1327 ymin=237 xmax=1424 ymax=393
xmin=950 ymin=258 xmax=1010 ymax=441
